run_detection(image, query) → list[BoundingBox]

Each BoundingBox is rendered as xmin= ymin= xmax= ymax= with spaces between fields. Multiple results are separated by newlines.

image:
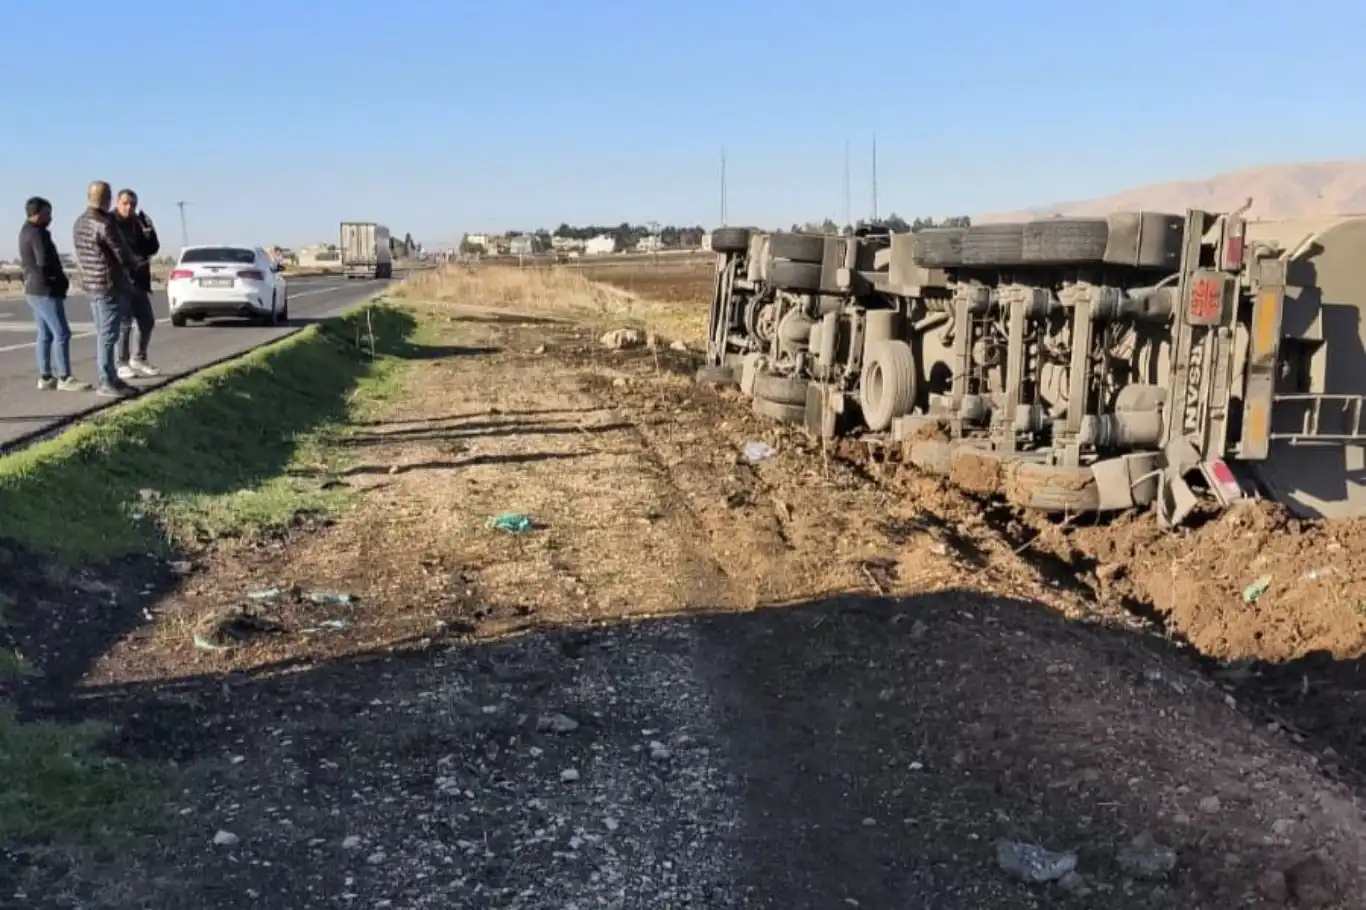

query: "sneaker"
xmin=116 ymin=364 xmax=137 ymax=380
xmin=36 ymin=376 xmax=57 ymax=391
xmin=96 ymin=383 xmax=130 ymax=398
xmin=56 ymin=377 xmax=92 ymax=392
xmin=130 ymin=358 xmax=161 ymax=377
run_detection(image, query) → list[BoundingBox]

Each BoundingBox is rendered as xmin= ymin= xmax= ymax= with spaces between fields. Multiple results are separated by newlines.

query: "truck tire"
xmin=859 ymin=339 xmax=917 ymax=431
xmin=767 ymin=232 xmax=827 ymax=264
xmin=752 ymin=372 xmax=809 ymax=405
xmin=1021 ymin=218 xmax=1109 ymax=263
xmin=1009 ymin=463 xmax=1101 ymax=514
xmin=911 ymin=228 xmax=966 ymax=267
xmin=1101 ymin=211 xmax=1185 ymax=269
xmin=768 ymin=260 xmax=823 ymax=293
xmin=710 ymin=227 xmax=752 ymax=254
xmin=961 ymin=224 xmax=1026 ymax=265
xmin=752 ymin=396 xmax=805 ymax=425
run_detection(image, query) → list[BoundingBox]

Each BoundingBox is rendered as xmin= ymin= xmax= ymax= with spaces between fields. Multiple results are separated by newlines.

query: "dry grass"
xmin=391 ymin=263 xmax=709 ymax=346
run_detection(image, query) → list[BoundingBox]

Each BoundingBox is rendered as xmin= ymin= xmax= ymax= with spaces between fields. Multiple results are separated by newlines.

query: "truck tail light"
xmin=1224 ymin=236 xmax=1243 ymax=270
xmin=1221 ymin=217 xmax=1245 ymax=271
xmin=1200 ymin=458 xmax=1245 ymax=505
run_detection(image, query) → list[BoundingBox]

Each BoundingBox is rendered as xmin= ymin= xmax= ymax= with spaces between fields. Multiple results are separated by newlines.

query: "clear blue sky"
xmin=2 ymin=0 xmax=1363 ymax=257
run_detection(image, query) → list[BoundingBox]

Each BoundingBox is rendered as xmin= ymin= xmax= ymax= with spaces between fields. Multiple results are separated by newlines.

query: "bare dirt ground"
xmin=8 ymin=261 xmax=1366 ymax=908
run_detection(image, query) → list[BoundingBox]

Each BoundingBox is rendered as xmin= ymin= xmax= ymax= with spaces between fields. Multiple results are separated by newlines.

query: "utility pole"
xmin=842 ymin=138 xmax=851 ymax=232
xmin=870 ymin=135 xmax=879 ymax=224
xmin=175 ymin=201 xmax=191 ymax=247
xmin=719 ymin=147 xmax=728 ymax=227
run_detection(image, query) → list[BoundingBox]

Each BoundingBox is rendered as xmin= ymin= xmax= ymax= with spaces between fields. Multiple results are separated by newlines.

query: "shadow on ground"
xmin=0 ymin=305 xmax=510 ymax=709
xmin=6 ymin=589 xmax=1343 ymax=909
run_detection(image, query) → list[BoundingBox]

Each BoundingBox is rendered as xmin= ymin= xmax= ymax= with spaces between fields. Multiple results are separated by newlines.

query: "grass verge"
xmin=0 ymin=299 xmax=434 ymax=850
xmin=0 ymin=303 xmax=421 ymax=565
xmin=0 ymin=707 xmax=165 ymax=843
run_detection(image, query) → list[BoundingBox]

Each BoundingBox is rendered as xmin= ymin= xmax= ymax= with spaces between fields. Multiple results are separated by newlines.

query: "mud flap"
xmin=739 ymin=354 xmax=763 ymax=397
xmin=1156 ymin=438 xmax=1247 ymax=526
xmin=1092 ymin=457 xmax=1136 ymax=511
xmin=804 ymin=383 xmax=845 ymax=438
xmin=1156 ymin=438 xmax=1202 ymax=527
xmin=1092 ymin=453 xmax=1162 ymax=512
xmin=1157 ymin=472 xmax=1200 ymax=528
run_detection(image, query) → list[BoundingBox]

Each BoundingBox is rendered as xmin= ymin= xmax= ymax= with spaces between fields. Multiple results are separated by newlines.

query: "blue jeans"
xmin=25 ymin=294 xmax=73 ymax=379
xmin=89 ymin=295 xmax=123 ymax=386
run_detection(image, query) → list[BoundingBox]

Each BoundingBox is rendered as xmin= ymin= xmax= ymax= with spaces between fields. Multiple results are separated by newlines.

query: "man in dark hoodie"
xmin=112 ymin=188 xmax=161 ymax=378
xmin=72 ymin=180 xmax=139 ymax=396
xmin=19 ymin=197 xmax=91 ymax=391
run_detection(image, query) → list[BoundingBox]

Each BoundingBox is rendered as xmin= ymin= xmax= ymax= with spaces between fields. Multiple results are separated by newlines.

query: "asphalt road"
xmin=0 ymin=276 xmax=389 ymax=450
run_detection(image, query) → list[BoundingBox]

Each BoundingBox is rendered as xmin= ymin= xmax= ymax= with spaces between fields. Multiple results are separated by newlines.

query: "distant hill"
xmin=977 ymin=160 xmax=1366 ymax=222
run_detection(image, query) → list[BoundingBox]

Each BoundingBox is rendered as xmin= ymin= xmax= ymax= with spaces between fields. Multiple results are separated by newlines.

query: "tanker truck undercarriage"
xmin=698 ymin=209 xmax=1366 ymax=526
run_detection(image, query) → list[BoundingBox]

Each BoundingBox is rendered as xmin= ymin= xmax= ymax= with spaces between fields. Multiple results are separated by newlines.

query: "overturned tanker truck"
xmin=699 ymin=209 xmax=1366 ymax=526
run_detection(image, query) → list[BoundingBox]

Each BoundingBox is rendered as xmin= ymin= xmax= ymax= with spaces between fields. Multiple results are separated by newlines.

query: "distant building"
xmin=635 ymin=235 xmax=663 ymax=253
xmin=700 ymin=232 xmax=712 ymax=252
xmin=584 ymin=234 xmax=616 ymax=255
xmin=508 ymin=234 xmax=547 ymax=257
xmin=297 ymin=243 xmax=341 ymax=267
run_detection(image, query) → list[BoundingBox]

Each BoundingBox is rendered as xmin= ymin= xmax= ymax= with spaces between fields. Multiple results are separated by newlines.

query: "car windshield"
xmin=181 ymin=247 xmax=255 ymax=264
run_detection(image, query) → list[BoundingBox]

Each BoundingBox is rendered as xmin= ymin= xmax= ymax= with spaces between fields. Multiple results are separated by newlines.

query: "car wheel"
xmin=170 ymin=312 xmax=187 ymax=327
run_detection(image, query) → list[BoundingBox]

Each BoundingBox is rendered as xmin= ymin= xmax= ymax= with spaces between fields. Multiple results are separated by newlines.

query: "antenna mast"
xmin=175 ymin=200 xmax=191 ymax=246
xmin=719 ymin=148 xmax=728 ymax=226
xmin=843 ymin=138 xmax=851 ymax=230
xmin=870 ymin=135 xmax=879 ymax=223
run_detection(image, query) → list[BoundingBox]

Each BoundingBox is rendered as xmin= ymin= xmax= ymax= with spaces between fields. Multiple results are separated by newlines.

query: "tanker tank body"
xmin=1235 ymin=215 xmax=1366 ymax=520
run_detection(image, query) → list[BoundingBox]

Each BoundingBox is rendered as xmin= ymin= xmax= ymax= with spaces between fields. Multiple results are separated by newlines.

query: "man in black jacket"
xmin=72 ymin=180 xmax=139 ymax=396
xmin=112 ymin=189 xmax=161 ymax=378
xmin=18 ymin=197 xmax=91 ymax=392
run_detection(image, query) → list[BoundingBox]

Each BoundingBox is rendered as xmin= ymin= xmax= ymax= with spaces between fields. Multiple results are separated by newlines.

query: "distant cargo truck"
xmin=340 ymin=221 xmax=394 ymax=279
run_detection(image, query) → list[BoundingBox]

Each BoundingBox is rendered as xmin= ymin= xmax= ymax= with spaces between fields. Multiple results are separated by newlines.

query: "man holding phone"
xmin=112 ymin=188 xmax=161 ymax=378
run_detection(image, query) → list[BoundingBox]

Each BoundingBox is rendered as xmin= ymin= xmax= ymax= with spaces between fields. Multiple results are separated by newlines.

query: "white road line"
xmin=0 ymin=284 xmax=371 ymax=353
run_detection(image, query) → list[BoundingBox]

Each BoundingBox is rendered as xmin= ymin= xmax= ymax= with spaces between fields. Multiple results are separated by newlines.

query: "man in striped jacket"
xmin=72 ymin=180 xmax=139 ymax=396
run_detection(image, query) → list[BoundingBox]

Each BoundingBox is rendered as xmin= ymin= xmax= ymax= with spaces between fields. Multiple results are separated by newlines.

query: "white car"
xmin=167 ymin=245 xmax=288 ymax=327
